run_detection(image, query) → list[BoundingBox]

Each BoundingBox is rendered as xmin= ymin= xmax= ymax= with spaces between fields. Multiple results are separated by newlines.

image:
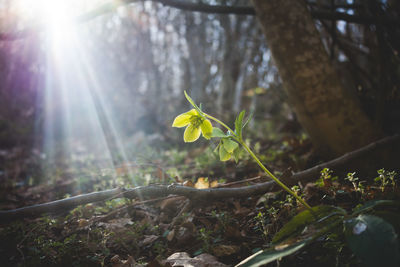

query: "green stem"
xmin=204 ymin=113 xmax=238 ymax=141
xmin=241 ymin=142 xmax=312 ymax=210
xmin=205 ymin=113 xmax=313 ymax=211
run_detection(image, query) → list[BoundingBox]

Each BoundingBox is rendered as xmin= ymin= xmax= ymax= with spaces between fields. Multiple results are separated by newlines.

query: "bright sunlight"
xmin=12 ymin=0 xmax=143 ymax=190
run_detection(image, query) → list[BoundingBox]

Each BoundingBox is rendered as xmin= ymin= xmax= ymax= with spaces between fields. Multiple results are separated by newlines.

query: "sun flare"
xmin=3 ymin=0 xmax=145 ymax=192
xmin=16 ymin=0 xmax=75 ymax=30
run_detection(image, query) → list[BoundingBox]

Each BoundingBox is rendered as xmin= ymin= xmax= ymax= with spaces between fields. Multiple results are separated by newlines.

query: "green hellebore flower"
xmin=172 ymin=109 xmax=213 ymax=142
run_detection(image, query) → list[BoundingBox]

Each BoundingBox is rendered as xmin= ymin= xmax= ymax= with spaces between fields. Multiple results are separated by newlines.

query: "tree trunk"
xmin=251 ymin=0 xmax=382 ymax=157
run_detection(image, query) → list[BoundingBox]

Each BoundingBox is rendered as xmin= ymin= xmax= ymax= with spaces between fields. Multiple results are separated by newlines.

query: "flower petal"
xmin=186 ymin=109 xmax=199 ymax=116
xmin=184 ymin=123 xmax=201 ymax=142
xmin=172 ymin=114 xmax=191 ymax=128
xmin=172 ymin=109 xmax=198 ymax=128
xmin=200 ymin=119 xmax=213 ymax=140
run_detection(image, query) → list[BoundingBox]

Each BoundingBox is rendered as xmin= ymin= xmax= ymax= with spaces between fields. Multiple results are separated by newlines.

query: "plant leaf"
xmin=219 ymin=145 xmax=231 ymax=161
xmin=272 ymin=205 xmax=346 ymax=244
xmin=235 ymin=110 xmax=246 ymax=138
xmin=223 ymin=139 xmax=239 ymax=153
xmin=184 ymin=90 xmax=203 ymax=116
xmin=345 ymin=214 xmax=400 ymax=267
xmin=236 ymin=206 xmax=346 ymax=267
xmin=242 ymin=110 xmax=253 ymax=129
xmin=235 ymin=238 xmax=311 ymax=267
xmin=352 ymin=200 xmax=400 ymax=216
xmin=212 ymin=127 xmax=228 ymax=138
xmin=233 ymin=147 xmax=241 ymax=163
xmin=214 ymin=142 xmax=221 ymax=153
xmin=372 ymin=211 xmax=400 ymax=233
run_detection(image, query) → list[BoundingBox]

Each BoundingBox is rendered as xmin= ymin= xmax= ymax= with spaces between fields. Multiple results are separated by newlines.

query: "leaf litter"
xmin=1 ymin=135 xmax=399 ymax=266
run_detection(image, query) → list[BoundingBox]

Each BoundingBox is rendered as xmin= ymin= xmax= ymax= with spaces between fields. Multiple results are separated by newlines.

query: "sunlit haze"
xmin=12 ymin=0 xmax=143 ymax=190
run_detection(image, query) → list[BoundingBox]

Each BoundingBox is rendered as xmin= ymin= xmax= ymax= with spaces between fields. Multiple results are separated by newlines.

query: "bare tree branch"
xmin=1 ymin=134 xmax=398 ymax=223
xmin=1 ymin=0 xmax=398 ymax=41
xmin=143 ymin=0 xmax=255 ymax=15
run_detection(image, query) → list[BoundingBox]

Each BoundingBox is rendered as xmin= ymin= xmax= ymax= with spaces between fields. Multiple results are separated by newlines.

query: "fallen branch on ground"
xmin=1 ymin=134 xmax=399 ymax=223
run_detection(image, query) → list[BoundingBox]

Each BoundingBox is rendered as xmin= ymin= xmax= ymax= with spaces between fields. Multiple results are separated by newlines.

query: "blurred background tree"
xmin=0 ymin=0 xmax=399 ymax=168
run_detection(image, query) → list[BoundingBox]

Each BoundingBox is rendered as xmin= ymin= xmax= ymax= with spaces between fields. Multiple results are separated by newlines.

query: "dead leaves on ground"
xmin=1 ymin=172 xmax=289 ymax=266
xmin=38 ymin=176 xmax=271 ymax=266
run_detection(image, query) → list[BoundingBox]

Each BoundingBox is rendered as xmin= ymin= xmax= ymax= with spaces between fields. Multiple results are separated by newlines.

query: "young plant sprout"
xmin=173 ymin=91 xmax=312 ymax=211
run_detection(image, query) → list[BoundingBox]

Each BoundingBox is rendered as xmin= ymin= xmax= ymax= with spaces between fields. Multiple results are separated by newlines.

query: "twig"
xmin=216 ymin=176 xmax=263 ymax=188
xmin=92 ymin=195 xmax=176 ymax=224
xmin=16 ymin=224 xmax=41 ymax=264
xmin=170 ymin=199 xmax=192 ymax=227
xmin=2 ymin=0 xmax=398 ymax=41
xmin=1 ymin=134 xmax=399 ymax=223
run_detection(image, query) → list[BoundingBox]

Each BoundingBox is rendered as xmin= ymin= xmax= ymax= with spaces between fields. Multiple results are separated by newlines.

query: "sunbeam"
xmin=14 ymin=0 xmax=143 ymax=192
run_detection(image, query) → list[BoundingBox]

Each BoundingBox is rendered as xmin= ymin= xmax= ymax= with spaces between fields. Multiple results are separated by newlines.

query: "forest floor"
xmin=0 ymin=132 xmax=399 ymax=267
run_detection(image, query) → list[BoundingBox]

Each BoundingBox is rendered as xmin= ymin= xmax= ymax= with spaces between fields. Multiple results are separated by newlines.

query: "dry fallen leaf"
xmin=182 ymin=180 xmax=194 ymax=187
xmin=233 ymin=200 xmax=251 ymax=215
xmin=210 ymin=180 xmax=219 ymax=188
xmin=156 ymin=166 xmax=164 ymax=181
xmin=115 ymin=163 xmax=138 ymax=176
xmin=159 ymin=197 xmax=184 ymax=211
xmin=256 ymin=192 xmax=277 ymax=206
xmin=225 ymin=225 xmax=242 ymax=239
xmin=164 ymin=252 xmax=228 ymax=267
xmin=166 ymin=229 xmax=175 ymax=242
xmin=212 ymin=244 xmax=240 ymax=257
xmin=110 ymin=255 xmax=136 ymax=267
xmin=98 ymin=218 xmax=133 ymax=231
xmin=175 ymin=226 xmax=194 ymax=245
xmin=140 ymin=235 xmax=159 ymax=246
xmin=77 ymin=218 xmax=89 ymax=228
xmin=195 ymin=177 xmax=209 ymax=189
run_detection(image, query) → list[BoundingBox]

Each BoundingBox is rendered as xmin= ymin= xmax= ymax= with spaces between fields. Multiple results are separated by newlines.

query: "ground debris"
xmin=164 ymin=252 xmax=228 ymax=267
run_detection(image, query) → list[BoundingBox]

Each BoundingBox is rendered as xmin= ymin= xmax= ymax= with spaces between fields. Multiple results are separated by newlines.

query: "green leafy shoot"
xmin=173 ymin=91 xmax=312 ymax=210
xmin=234 ymin=110 xmax=253 ymax=141
xmin=235 ymin=110 xmax=246 ymax=140
xmin=184 ymin=90 xmax=204 ymax=118
xmin=242 ymin=110 xmax=253 ymax=130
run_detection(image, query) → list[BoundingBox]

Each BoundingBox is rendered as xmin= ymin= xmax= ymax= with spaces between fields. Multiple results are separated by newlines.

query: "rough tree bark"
xmin=251 ymin=0 xmax=382 ymax=157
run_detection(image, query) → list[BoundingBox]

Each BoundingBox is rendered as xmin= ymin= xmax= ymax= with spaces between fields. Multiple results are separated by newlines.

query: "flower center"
xmin=191 ymin=116 xmax=204 ymax=128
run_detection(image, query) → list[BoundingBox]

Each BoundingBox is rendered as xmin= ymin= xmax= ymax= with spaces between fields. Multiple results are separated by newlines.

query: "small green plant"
xmin=255 ymin=212 xmax=269 ymax=240
xmin=172 ymin=91 xmax=311 ymax=210
xmin=285 ymin=185 xmax=304 ymax=207
xmin=236 ymin=201 xmax=400 ymax=267
xmin=198 ymin=227 xmax=214 ymax=253
xmin=172 ymin=92 xmax=400 ymax=267
xmin=315 ymin=167 xmax=338 ymax=189
xmin=211 ymin=210 xmax=232 ymax=232
xmin=345 ymin=172 xmax=365 ymax=195
xmin=374 ymin=169 xmax=397 ymax=192
xmin=152 ymin=241 xmax=167 ymax=259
